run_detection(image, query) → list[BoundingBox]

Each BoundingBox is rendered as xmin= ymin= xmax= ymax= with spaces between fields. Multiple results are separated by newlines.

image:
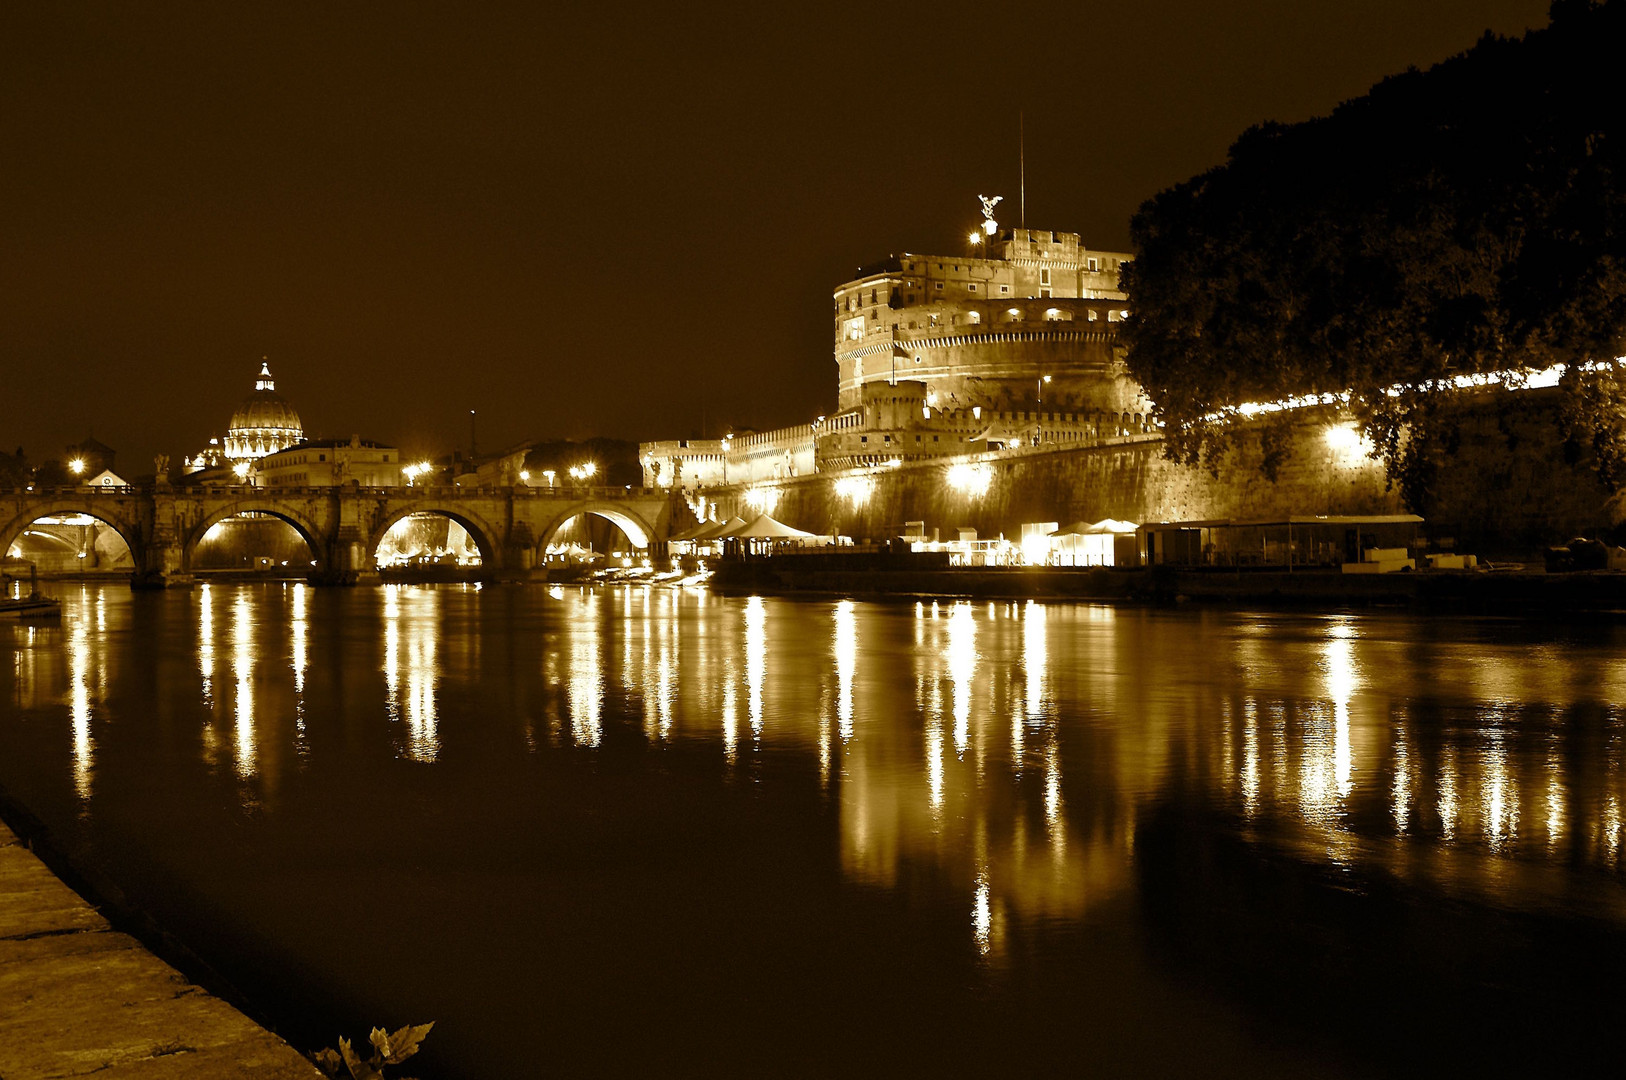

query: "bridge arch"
xmin=367 ymin=503 xmax=504 ymax=572
xmin=183 ymin=500 xmax=327 ymax=574
xmin=535 ymin=502 xmax=656 ymax=554
xmin=1 ymin=502 xmax=143 ymax=569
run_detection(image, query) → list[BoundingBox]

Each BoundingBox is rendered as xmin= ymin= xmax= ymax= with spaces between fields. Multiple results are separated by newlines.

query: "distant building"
xmin=185 ymin=362 xmax=305 ymax=478
xmin=82 ymin=468 xmax=129 ymax=489
xmin=179 ymin=362 xmax=400 ymax=487
xmin=257 ymin=436 xmax=402 ymax=488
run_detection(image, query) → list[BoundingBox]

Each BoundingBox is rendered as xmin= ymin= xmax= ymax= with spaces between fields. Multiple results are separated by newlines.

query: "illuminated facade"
xmin=833 ymin=228 xmax=1145 ymax=419
xmin=224 ymin=362 xmax=304 ymax=460
xmin=185 ymin=362 xmax=306 ymax=477
xmin=639 ymin=223 xmax=1158 ymax=492
xmin=256 ymin=436 xmax=402 ymax=488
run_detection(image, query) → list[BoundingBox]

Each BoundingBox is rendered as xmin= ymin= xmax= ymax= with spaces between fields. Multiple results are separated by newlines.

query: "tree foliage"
xmin=1122 ymin=0 xmax=1626 ymax=505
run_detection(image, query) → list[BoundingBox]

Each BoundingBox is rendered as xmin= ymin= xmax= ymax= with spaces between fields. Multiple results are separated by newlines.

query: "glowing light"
xmin=969 ymin=231 xmax=982 ymax=245
xmin=834 ymin=475 xmax=873 ymax=506
xmin=946 ymin=462 xmax=992 ymax=497
xmin=231 ymin=461 xmax=250 ymax=479
xmin=1324 ymin=421 xmax=1374 ymax=462
xmin=1020 ymin=530 xmax=1051 ymax=566
xmin=744 ymin=485 xmax=781 ymax=515
xmin=519 ymin=470 xmax=530 ymax=482
xmin=68 ymin=458 xmax=85 ymax=475
xmin=1208 ymin=356 xmax=1626 ymax=428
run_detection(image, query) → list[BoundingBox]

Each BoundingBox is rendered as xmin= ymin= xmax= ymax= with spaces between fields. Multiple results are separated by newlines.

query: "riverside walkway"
xmin=0 ymin=818 xmax=319 ymax=1079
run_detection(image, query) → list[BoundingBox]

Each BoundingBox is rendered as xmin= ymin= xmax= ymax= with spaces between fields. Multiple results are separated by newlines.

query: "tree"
xmin=1122 ymin=0 xmax=1626 ymax=509
xmin=0 ymin=447 xmax=28 ymax=487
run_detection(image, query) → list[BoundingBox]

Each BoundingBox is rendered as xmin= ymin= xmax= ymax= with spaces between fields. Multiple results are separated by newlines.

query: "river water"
xmin=3 ymin=583 xmax=1625 ymax=1076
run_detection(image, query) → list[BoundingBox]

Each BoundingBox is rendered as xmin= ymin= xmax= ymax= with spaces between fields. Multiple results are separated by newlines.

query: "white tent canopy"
xmin=730 ymin=513 xmax=814 ymax=539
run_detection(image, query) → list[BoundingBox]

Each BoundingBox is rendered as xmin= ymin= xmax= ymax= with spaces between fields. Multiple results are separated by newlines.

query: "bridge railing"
xmin=2 ymin=483 xmax=668 ymax=499
xmin=0 ymin=485 xmax=145 ymax=496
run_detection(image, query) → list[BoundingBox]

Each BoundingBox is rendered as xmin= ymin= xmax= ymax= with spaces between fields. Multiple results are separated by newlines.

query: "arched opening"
xmin=540 ymin=508 xmax=652 ymax=570
xmin=374 ymin=511 xmax=494 ymax=582
xmin=188 ymin=510 xmax=321 ymax=578
xmin=2 ymin=511 xmax=136 ymax=580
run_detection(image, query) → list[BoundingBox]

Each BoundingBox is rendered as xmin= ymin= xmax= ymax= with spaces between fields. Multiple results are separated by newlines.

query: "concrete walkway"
xmin=0 ymin=819 xmax=321 ymax=1079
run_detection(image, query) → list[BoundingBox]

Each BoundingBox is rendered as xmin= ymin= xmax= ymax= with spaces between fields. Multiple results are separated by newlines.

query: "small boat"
xmin=1 ymin=595 xmax=62 ymax=620
xmin=2 ymin=568 xmax=63 ymax=620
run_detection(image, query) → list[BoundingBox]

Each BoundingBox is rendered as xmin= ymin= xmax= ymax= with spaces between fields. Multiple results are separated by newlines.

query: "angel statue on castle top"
xmin=977 ymin=194 xmax=1003 ymax=235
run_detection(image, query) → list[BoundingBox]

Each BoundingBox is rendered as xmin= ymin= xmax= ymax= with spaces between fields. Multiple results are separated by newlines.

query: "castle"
xmin=640 ymin=222 xmax=1154 ymax=489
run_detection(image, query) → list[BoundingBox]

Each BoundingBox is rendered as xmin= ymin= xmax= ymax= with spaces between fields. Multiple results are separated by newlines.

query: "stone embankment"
xmin=711 ymin=560 xmax=1626 ymax=613
xmin=0 ymin=817 xmax=320 ymax=1079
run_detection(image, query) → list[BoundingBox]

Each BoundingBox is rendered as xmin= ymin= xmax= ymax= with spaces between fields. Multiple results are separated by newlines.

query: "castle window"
xmin=1088 ymin=258 xmax=1100 ymax=271
xmin=935 ymin=282 xmax=944 ymax=290
xmin=1000 ymin=284 xmax=1010 ymax=294
xmin=1040 ymin=268 xmax=1052 ymax=286
xmin=967 ymin=283 xmax=978 ymax=292
xmin=1040 ymin=287 xmax=1052 ymax=298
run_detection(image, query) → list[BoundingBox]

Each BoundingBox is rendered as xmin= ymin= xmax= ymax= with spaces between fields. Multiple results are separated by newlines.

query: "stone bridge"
xmin=0 ymin=483 xmax=681 ymax=586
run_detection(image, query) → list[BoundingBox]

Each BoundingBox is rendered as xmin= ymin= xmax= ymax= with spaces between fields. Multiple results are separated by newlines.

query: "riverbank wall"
xmin=706 ymin=389 xmax=1620 ymax=556
xmin=0 ymin=810 xmax=321 ymax=1077
xmin=710 ymin=559 xmax=1626 ymax=614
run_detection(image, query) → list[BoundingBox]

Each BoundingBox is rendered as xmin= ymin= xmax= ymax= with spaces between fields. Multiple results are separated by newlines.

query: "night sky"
xmin=2 ymin=2 xmax=1552 ymax=475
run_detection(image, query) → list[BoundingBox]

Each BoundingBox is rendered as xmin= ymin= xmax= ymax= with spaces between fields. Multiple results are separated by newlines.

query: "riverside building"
xmin=641 ymin=220 xmax=1157 ymax=490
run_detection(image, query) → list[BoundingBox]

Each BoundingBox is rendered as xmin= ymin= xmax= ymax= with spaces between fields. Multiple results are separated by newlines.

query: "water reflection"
xmin=383 ymin=585 xmax=440 ymax=761
xmin=67 ymin=610 xmax=94 ymax=800
xmin=14 ymin=588 xmax=1626 ymax=1074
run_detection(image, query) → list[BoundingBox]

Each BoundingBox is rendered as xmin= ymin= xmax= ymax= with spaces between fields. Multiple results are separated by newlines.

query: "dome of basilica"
xmin=225 ymin=362 xmax=304 ymax=460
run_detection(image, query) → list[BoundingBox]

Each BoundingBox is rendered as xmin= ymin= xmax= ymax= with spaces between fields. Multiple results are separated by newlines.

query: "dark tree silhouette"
xmin=1123 ymin=0 xmax=1626 ymax=508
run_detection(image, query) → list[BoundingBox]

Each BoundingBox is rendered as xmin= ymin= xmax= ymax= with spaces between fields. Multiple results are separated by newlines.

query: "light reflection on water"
xmin=8 ymin=585 xmax=1626 ymax=1075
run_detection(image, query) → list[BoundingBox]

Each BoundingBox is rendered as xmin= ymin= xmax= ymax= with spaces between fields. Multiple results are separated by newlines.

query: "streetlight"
xmin=1036 ymin=374 xmax=1052 ymax=446
xmin=518 ymin=469 xmax=530 ymax=484
xmin=542 ymin=469 xmax=556 ymax=488
xmin=68 ymin=458 xmax=85 ymax=476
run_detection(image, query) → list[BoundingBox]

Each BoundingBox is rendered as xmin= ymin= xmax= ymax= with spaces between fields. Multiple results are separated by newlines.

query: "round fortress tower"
xmin=832 ymin=228 xmax=1146 ymax=418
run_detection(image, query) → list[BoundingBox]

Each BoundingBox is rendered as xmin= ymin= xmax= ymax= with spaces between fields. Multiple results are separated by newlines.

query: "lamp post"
xmin=1036 ymin=374 xmax=1052 ymax=446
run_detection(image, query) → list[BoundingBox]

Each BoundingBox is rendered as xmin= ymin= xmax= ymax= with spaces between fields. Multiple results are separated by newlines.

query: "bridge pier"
xmin=130 ymin=529 xmax=192 ymax=590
